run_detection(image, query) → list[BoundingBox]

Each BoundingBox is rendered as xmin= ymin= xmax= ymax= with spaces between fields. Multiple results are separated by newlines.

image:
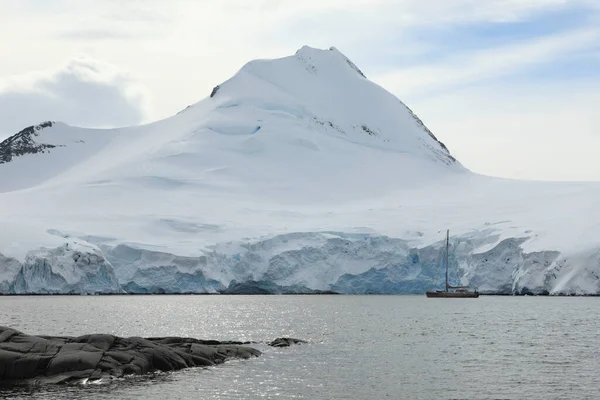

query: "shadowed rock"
xmin=0 ymin=122 xmax=56 ymax=164
xmin=268 ymin=338 xmax=307 ymax=347
xmin=0 ymin=326 xmax=261 ymax=385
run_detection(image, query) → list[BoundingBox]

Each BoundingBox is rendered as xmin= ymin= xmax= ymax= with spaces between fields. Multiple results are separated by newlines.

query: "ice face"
xmin=1 ymin=231 xmax=597 ymax=295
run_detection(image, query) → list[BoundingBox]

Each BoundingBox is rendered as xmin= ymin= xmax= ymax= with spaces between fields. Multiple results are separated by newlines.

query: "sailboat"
xmin=426 ymin=230 xmax=479 ymax=298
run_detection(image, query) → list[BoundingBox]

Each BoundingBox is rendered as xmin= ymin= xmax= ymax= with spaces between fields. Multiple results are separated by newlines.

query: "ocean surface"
xmin=1 ymin=295 xmax=599 ymax=399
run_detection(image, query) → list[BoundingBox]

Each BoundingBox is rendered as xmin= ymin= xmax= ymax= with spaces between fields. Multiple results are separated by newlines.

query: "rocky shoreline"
xmin=0 ymin=326 xmax=305 ymax=386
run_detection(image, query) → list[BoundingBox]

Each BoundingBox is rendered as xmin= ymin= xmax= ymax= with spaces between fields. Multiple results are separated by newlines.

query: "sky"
xmin=0 ymin=0 xmax=598 ymax=181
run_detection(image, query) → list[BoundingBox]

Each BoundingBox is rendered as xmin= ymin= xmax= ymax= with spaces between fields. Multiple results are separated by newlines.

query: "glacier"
xmin=8 ymin=241 xmax=121 ymax=294
xmin=1 ymin=45 xmax=599 ymax=295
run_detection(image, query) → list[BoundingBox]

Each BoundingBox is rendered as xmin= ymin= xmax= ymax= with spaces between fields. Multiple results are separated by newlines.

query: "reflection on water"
xmin=1 ymin=295 xmax=599 ymax=399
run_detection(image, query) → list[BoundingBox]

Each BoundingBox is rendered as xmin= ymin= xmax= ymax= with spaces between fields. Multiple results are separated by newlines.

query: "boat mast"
xmin=445 ymin=229 xmax=449 ymax=292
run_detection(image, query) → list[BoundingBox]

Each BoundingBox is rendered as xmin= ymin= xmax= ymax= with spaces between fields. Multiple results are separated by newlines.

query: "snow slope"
xmin=1 ymin=46 xmax=599 ymax=295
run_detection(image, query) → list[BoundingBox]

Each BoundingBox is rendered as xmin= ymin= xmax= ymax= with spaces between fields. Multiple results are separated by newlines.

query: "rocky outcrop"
xmin=268 ymin=338 xmax=307 ymax=347
xmin=0 ymin=326 xmax=264 ymax=385
xmin=0 ymin=122 xmax=56 ymax=164
xmin=402 ymin=104 xmax=457 ymax=164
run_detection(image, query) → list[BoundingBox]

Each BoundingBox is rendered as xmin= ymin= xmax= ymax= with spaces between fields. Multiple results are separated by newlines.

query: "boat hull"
xmin=426 ymin=291 xmax=479 ymax=298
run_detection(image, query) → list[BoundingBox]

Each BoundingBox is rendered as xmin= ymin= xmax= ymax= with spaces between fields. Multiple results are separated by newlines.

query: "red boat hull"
xmin=426 ymin=290 xmax=479 ymax=298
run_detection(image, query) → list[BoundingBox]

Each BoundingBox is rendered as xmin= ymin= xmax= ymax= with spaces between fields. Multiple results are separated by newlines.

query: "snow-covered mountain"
xmin=1 ymin=46 xmax=599 ymax=295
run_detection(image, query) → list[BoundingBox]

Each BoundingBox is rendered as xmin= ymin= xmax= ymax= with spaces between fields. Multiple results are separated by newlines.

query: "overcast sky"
xmin=1 ymin=0 xmax=598 ymax=181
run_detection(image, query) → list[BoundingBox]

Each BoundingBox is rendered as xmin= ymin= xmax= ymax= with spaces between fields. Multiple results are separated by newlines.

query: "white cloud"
xmin=373 ymin=26 xmax=600 ymax=97
xmin=1 ymin=1 xmax=594 ymax=120
xmin=0 ymin=57 xmax=151 ymax=140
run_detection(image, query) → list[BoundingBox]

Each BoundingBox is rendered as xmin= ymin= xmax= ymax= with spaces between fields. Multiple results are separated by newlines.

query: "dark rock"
xmin=268 ymin=338 xmax=307 ymax=347
xmin=0 ymin=326 xmax=261 ymax=386
xmin=210 ymin=85 xmax=220 ymax=98
xmin=360 ymin=124 xmax=378 ymax=136
xmin=0 ymin=122 xmax=57 ymax=164
xmin=402 ymin=104 xmax=457 ymax=164
xmin=327 ymin=46 xmax=367 ymax=78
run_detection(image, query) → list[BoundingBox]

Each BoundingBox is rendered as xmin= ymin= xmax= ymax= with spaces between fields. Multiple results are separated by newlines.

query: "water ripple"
xmin=1 ymin=295 xmax=599 ymax=399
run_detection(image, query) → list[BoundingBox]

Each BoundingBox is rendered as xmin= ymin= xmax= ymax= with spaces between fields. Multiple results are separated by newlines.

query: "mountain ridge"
xmin=0 ymin=45 xmax=462 ymax=195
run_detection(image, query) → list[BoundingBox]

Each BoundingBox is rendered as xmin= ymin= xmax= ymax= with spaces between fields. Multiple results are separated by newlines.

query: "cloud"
xmin=372 ymin=26 xmax=600 ymax=97
xmin=0 ymin=57 xmax=151 ymax=140
xmin=56 ymin=29 xmax=138 ymax=41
